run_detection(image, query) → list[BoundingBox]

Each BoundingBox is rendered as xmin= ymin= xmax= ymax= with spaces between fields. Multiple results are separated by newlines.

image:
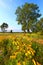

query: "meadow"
xmin=0 ymin=33 xmax=43 ymax=65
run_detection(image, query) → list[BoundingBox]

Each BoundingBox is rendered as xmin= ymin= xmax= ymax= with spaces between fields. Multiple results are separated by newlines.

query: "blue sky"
xmin=0 ymin=0 xmax=43 ymax=32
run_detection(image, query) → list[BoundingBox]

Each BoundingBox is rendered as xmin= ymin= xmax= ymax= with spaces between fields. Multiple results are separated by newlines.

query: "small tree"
xmin=10 ymin=30 xmax=13 ymax=33
xmin=1 ymin=23 xmax=8 ymax=32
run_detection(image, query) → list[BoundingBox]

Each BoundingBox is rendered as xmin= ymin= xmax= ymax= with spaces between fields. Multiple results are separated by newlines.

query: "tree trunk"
xmin=27 ymin=29 xmax=30 ymax=33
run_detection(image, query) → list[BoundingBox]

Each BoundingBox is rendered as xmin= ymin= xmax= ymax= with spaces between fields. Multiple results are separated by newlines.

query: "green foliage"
xmin=16 ymin=52 xmax=22 ymax=61
xmin=5 ymin=59 xmax=17 ymax=65
xmin=32 ymin=17 xmax=43 ymax=33
xmin=26 ymin=60 xmax=34 ymax=65
xmin=31 ymin=42 xmax=39 ymax=51
xmin=0 ymin=39 xmax=14 ymax=65
xmin=15 ymin=3 xmax=41 ymax=32
xmin=31 ymin=41 xmax=43 ymax=65
xmin=0 ymin=22 xmax=8 ymax=32
xmin=0 ymin=55 xmax=4 ymax=65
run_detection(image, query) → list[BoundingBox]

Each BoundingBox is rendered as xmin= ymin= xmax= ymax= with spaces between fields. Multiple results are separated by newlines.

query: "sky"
xmin=0 ymin=0 xmax=43 ymax=32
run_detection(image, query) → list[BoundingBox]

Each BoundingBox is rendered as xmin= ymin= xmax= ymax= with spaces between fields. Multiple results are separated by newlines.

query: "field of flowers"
xmin=0 ymin=33 xmax=43 ymax=65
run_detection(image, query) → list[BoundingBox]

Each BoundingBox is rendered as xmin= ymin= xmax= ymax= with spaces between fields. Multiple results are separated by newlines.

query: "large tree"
xmin=1 ymin=22 xmax=8 ymax=32
xmin=15 ymin=3 xmax=41 ymax=32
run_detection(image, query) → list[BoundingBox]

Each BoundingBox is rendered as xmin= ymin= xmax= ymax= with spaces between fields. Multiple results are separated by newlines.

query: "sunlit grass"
xmin=0 ymin=33 xmax=43 ymax=65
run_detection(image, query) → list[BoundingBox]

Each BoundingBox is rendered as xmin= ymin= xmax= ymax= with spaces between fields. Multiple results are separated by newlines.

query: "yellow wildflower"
xmin=10 ymin=55 xmax=16 ymax=59
xmin=32 ymin=59 xmax=36 ymax=65
xmin=23 ymin=61 xmax=25 ymax=65
xmin=37 ymin=62 xmax=41 ymax=65
xmin=25 ymin=53 xmax=28 ymax=56
xmin=17 ymin=62 xmax=21 ymax=65
xmin=27 ymin=51 xmax=31 ymax=54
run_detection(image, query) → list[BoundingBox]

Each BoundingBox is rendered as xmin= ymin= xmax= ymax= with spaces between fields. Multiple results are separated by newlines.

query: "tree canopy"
xmin=31 ymin=18 xmax=43 ymax=33
xmin=1 ymin=23 xmax=8 ymax=32
xmin=15 ymin=3 xmax=41 ymax=32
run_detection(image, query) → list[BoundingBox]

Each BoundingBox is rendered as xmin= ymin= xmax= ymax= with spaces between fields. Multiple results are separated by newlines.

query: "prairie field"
xmin=0 ymin=33 xmax=43 ymax=65
xmin=0 ymin=0 xmax=43 ymax=65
